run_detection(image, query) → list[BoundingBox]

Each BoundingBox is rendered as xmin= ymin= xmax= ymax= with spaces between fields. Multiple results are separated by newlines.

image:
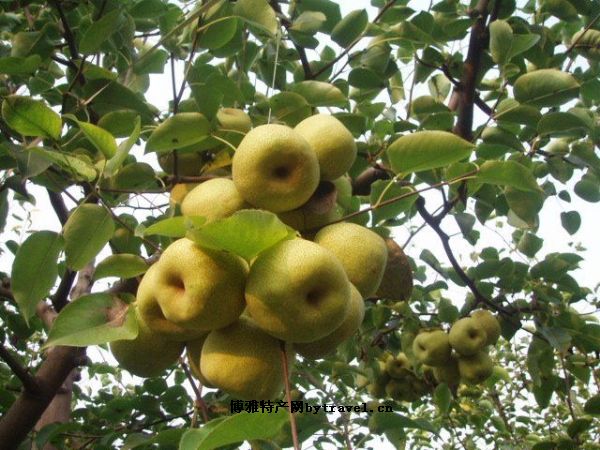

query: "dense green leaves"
xmin=11 ymin=231 xmax=63 ymax=323
xmin=45 ymin=294 xmax=138 ymax=348
xmin=233 ymin=0 xmax=278 ymax=36
xmin=93 ymin=254 xmax=148 ymax=280
xmin=63 ymin=204 xmax=115 ymax=270
xmin=79 ymin=9 xmax=123 ymax=55
xmin=331 ymin=9 xmax=368 ymax=48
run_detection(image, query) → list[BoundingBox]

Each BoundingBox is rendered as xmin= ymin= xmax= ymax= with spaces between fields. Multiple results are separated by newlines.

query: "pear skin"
xmin=245 ymin=239 xmax=351 ymax=343
xmin=200 ymin=317 xmax=291 ymax=400
xmin=449 ymin=317 xmax=488 ymax=356
xmin=181 ymin=178 xmax=249 ymax=222
xmin=110 ymin=311 xmax=184 ymax=377
xmin=295 ymin=284 xmax=365 ymax=359
xmin=313 ymin=222 xmax=388 ymax=298
xmin=471 ymin=309 xmax=501 ymax=346
xmin=232 ymin=124 xmax=320 ymax=212
xmin=458 ymin=351 xmax=494 ymax=385
xmin=412 ymin=330 xmax=453 ymax=366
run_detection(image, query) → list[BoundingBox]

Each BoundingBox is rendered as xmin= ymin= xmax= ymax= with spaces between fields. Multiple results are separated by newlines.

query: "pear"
xmin=137 ymin=265 xmax=206 ymax=341
xmin=385 ymin=352 xmax=412 ymax=379
xmin=200 ymin=317 xmax=290 ymax=400
xmin=295 ymin=284 xmax=365 ymax=359
xmin=458 ymin=351 xmax=494 ymax=385
xmin=110 ymin=311 xmax=184 ymax=377
xmin=232 ymin=124 xmax=320 ymax=212
xmin=278 ymin=203 xmax=344 ymax=234
xmin=245 ymin=239 xmax=351 ymax=343
xmin=150 ymin=238 xmax=248 ymax=332
xmin=332 ymin=175 xmax=353 ymax=211
xmin=432 ymin=357 xmax=461 ymax=388
xmin=412 ymin=330 xmax=452 ymax=366
xmin=185 ymin=334 xmax=214 ymax=387
xmin=313 ymin=222 xmax=387 ymax=298
xmin=449 ymin=317 xmax=488 ymax=356
xmin=376 ymin=238 xmax=413 ymax=301
xmin=471 ymin=309 xmax=501 ymax=346
xmin=170 ymin=183 xmax=199 ymax=207
xmin=215 ymin=107 xmax=252 ymax=148
xmin=367 ymin=373 xmax=390 ymax=398
xmin=181 ymin=178 xmax=249 ymax=222
xmin=294 ymin=114 xmax=357 ymax=180
xmin=158 ymin=151 xmax=204 ymax=176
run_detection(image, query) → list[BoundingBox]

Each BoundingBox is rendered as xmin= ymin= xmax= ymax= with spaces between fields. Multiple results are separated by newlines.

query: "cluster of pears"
xmin=362 ymin=310 xmax=501 ymax=403
xmin=362 ymin=352 xmax=433 ymax=403
xmin=110 ymin=111 xmax=395 ymax=401
xmin=412 ymin=309 xmax=501 ymax=388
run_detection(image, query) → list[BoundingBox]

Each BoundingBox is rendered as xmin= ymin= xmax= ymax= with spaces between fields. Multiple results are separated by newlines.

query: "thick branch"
xmin=453 ymin=0 xmax=493 ymax=141
xmin=0 ymin=267 xmax=94 ymax=448
xmin=50 ymin=0 xmax=80 ymax=60
xmin=46 ymin=190 xmax=69 ymax=226
xmin=0 ymin=345 xmax=41 ymax=395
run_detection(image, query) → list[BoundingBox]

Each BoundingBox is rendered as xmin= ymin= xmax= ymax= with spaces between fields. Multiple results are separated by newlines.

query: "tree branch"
xmin=0 ymin=345 xmax=41 ymax=395
xmin=50 ymin=0 xmax=80 ymax=60
xmin=415 ymin=197 xmax=510 ymax=315
xmin=453 ymin=0 xmax=493 ymax=141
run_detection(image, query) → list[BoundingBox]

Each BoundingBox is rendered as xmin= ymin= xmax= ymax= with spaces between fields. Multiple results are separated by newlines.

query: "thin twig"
xmin=179 ymin=358 xmax=209 ymax=425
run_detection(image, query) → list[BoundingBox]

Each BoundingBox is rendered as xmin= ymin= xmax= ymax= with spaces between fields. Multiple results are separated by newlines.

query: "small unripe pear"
xmin=449 ymin=317 xmax=488 ymax=356
xmin=470 ymin=309 xmax=501 ymax=346
xmin=412 ymin=330 xmax=453 ymax=366
xmin=458 ymin=351 xmax=494 ymax=385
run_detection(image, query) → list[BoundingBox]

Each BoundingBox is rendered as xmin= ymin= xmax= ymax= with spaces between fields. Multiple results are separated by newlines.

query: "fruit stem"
xmin=280 ymin=341 xmax=300 ymax=450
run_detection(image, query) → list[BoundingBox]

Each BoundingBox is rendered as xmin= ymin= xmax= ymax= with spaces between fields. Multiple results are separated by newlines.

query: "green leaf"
xmin=290 ymin=11 xmax=326 ymax=34
xmin=369 ymin=411 xmax=438 ymax=436
xmin=63 ymin=204 xmax=115 ymax=270
xmin=269 ymin=92 xmax=311 ymax=127
xmin=574 ymin=171 xmax=600 ymax=202
xmin=560 ymin=211 xmax=581 ymax=235
xmin=105 ymin=116 xmax=141 ymax=177
xmin=387 ymin=131 xmax=475 ymax=175
xmin=513 ymin=69 xmax=580 ymax=107
xmin=93 ymin=254 xmax=148 ymax=281
xmin=489 ymin=19 xmax=513 ymax=64
xmin=188 ymin=210 xmax=296 ymax=261
xmin=76 ymin=120 xmax=118 ymax=158
xmin=508 ymin=33 xmax=540 ymax=60
xmin=45 ymin=294 xmax=138 ymax=348
xmin=28 ymin=147 xmax=97 ymax=182
xmin=505 ymin=187 xmax=545 ymax=228
xmin=2 ymin=95 xmax=61 ymax=140
xmin=133 ymin=48 xmax=169 ymax=74
xmin=583 ymin=394 xmax=600 ymax=416
xmin=517 ymin=232 xmax=543 ymax=258
xmin=11 ymin=231 xmax=63 ymax=323
xmin=145 ymin=113 xmax=211 ymax=153
xmin=537 ymin=112 xmax=589 ymax=136
xmin=330 ymin=9 xmax=368 ymax=48
xmin=433 ymin=383 xmax=452 ymax=414
xmin=143 ymin=216 xmax=194 ymax=238
xmin=179 ymin=411 xmax=288 ymax=450
xmin=370 ymin=180 xmax=417 ymax=224
xmin=475 ymin=160 xmax=540 ymax=193
xmin=0 ymin=55 xmax=41 ymax=75
xmin=348 ymin=68 xmax=385 ymax=89
xmin=289 ymin=81 xmax=347 ymax=107
xmin=233 ymin=0 xmax=278 ymax=37
xmin=79 ymin=9 xmax=123 ymax=55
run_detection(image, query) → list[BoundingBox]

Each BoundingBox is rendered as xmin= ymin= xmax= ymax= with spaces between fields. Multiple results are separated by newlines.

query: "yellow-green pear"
xmin=150 ymin=238 xmax=247 ymax=332
xmin=181 ymin=178 xmax=249 ymax=222
xmin=245 ymin=239 xmax=351 ymax=343
xmin=231 ymin=124 xmax=320 ymax=212
xmin=332 ymin=175 xmax=353 ymax=210
xmin=137 ymin=265 xmax=205 ymax=341
xmin=278 ymin=203 xmax=344 ymax=234
xmin=412 ymin=330 xmax=452 ymax=366
xmin=376 ymin=238 xmax=413 ymax=301
xmin=158 ymin=151 xmax=204 ymax=176
xmin=458 ymin=351 xmax=494 ymax=385
xmin=471 ymin=309 xmax=501 ymax=346
xmin=385 ymin=352 xmax=412 ymax=379
xmin=200 ymin=317 xmax=289 ymax=400
xmin=185 ymin=334 xmax=214 ymax=387
xmin=110 ymin=311 xmax=184 ymax=377
xmin=313 ymin=222 xmax=387 ymax=298
xmin=215 ymin=107 xmax=252 ymax=148
xmin=169 ymin=183 xmax=199 ymax=207
xmin=295 ymin=284 xmax=364 ymax=359
xmin=367 ymin=373 xmax=390 ymax=398
xmin=449 ymin=317 xmax=488 ymax=356
xmin=294 ymin=114 xmax=357 ymax=180
xmin=432 ymin=357 xmax=461 ymax=388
